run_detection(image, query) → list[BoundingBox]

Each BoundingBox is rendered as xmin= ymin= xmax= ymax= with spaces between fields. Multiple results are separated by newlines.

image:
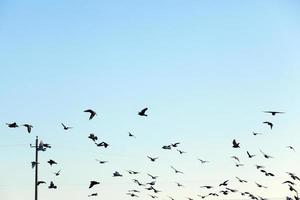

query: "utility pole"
xmin=30 ymin=136 xmax=39 ymax=200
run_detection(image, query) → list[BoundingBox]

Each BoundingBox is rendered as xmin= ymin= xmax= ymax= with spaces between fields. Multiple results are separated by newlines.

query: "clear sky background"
xmin=0 ymin=1 xmax=300 ymax=199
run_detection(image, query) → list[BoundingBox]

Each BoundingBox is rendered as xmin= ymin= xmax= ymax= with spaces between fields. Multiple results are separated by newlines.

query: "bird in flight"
xmin=259 ymin=149 xmax=273 ymax=159
xmin=147 ymin=173 xmax=158 ymax=180
xmin=255 ymin=182 xmax=267 ymax=188
xmin=23 ymin=124 xmax=33 ymax=133
xmin=88 ymin=134 xmax=98 ymax=142
xmin=252 ymin=132 xmax=262 ymax=136
xmin=96 ymin=141 xmax=109 ymax=148
xmin=198 ymin=159 xmax=209 ymax=164
xmin=287 ymin=146 xmax=295 ymax=152
xmin=236 ymin=177 xmax=248 ymax=183
xmin=6 ymin=122 xmax=18 ymax=128
xmin=88 ymin=193 xmax=98 ymax=197
xmin=177 ymin=149 xmax=186 ymax=154
xmin=162 ymin=145 xmax=172 ymax=150
xmin=219 ymin=180 xmax=229 ymax=186
xmin=247 ymin=151 xmax=256 ymax=158
xmin=89 ymin=181 xmax=100 ymax=189
xmin=171 ymin=142 xmax=180 ymax=147
xmin=84 ymin=109 xmax=97 ymax=120
xmin=53 ymin=170 xmax=61 ymax=176
xmin=231 ymin=156 xmax=240 ymax=162
xmin=37 ymin=181 xmax=46 ymax=186
xmin=95 ymin=159 xmax=108 ymax=164
xmin=170 ymin=166 xmax=184 ymax=174
xmin=200 ymin=185 xmax=213 ymax=189
xmin=61 ymin=123 xmax=72 ymax=130
xmin=113 ymin=171 xmax=123 ymax=177
xmin=263 ymin=121 xmax=273 ymax=129
xmin=138 ymin=108 xmax=148 ymax=116
xmin=48 ymin=181 xmax=57 ymax=189
xmin=147 ymin=156 xmax=158 ymax=162
xmin=128 ymin=132 xmax=136 ymax=138
xmin=47 ymin=159 xmax=57 ymax=166
xmin=263 ymin=111 xmax=285 ymax=116
xmin=31 ymin=161 xmax=39 ymax=169
xmin=232 ymin=139 xmax=240 ymax=148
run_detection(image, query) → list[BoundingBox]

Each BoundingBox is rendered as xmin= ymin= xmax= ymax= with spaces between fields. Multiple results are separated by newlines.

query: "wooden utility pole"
xmin=30 ymin=136 xmax=39 ymax=200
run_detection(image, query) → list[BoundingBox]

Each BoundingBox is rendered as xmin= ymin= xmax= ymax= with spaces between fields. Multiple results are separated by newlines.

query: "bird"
xmin=53 ymin=170 xmax=61 ymax=176
xmin=255 ymin=164 xmax=265 ymax=169
xmin=61 ymin=123 xmax=72 ymax=130
xmin=31 ymin=161 xmax=39 ymax=169
xmin=138 ymin=108 xmax=148 ymax=116
xmin=128 ymin=132 xmax=136 ymax=138
xmin=259 ymin=149 xmax=273 ymax=159
xmin=236 ymin=177 xmax=248 ymax=183
xmin=247 ymin=151 xmax=256 ymax=158
xmin=287 ymin=146 xmax=295 ymax=151
xmin=89 ymin=181 xmax=100 ymax=189
xmin=235 ymin=163 xmax=244 ymax=167
xmin=96 ymin=141 xmax=109 ymax=148
xmin=127 ymin=170 xmax=139 ymax=175
xmin=170 ymin=166 xmax=184 ymax=174
xmin=47 ymin=159 xmax=57 ymax=166
xmin=48 ymin=181 xmax=57 ymax=189
xmin=263 ymin=111 xmax=285 ymax=116
xmin=113 ymin=171 xmax=123 ymax=177
xmin=255 ymin=182 xmax=267 ymax=188
xmin=88 ymin=134 xmax=98 ymax=142
xmin=171 ymin=142 xmax=180 ymax=147
xmin=177 ymin=149 xmax=186 ymax=154
xmin=162 ymin=145 xmax=172 ymax=150
xmin=6 ymin=122 xmax=18 ymax=128
xmin=147 ymin=173 xmax=158 ymax=180
xmin=219 ymin=180 xmax=229 ymax=186
xmin=147 ymin=156 xmax=158 ymax=162
xmin=95 ymin=159 xmax=108 ymax=164
xmin=37 ymin=181 xmax=46 ymax=186
xmin=23 ymin=124 xmax=33 ymax=133
xmin=88 ymin=193 xmax=98 ymax=197
xmin=263 ymin=121 xmax=273 ymax=129
xmin=198 ymin=159 xmax=209 ymax=164
xmin=200 ymin=185 xmax=214 ymax=189
xmin=127 ymin=193 xmax=139 ymax=197
xmin=149 ymin=194 xmax=158 ymax=199
xmin=252 ymin=132 xmax=262 ymax=136
xmin=231 ymin=156 xmax=240 ymax=162
xmin=232 ymin=139 xmax=240 ymax=148
xmin=84 ymin=109 xmax=97 ymax=120
xmin=176 ymin=182 xmax=184 ymax=187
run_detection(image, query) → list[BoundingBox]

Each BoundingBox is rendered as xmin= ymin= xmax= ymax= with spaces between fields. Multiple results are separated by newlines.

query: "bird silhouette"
xmin=236 ymin=177 xmax=248 ymax=183
xmin=259 ymin=149 xmax=273 ymax=159
xmin=200 ymin=185 xmax=213 ymax=189
xmin=6 ymin=122 xmax=18 ymax=128
xmin=53 ymin=170 xmax=61 ymax=176
xmin=255 ymin=182 xmax=267 ymax=188
xmin=177 ymin=149 xmax=186 ymax=154
xmin=219 ymin=180 xmax=229 ymax=186
xmin=113 ymin=171 xmax=123 ymax=177
xmin=88 ymin=193 xmax=98 ymax=197
xmin=287 ymin=146 xmax=295 ymax=151
xmin=95 ymin=159 xmax=108 ymax=164
xmin=147 ymin=156 xmax=158 ymax=162
xmin=263 ymin=121 xmax=273 ymax=129
xmin=263 ymin=111 xmax=285 ymax=116
xmin=37 ymin=181 xmax=46 ymax=186
xmin=171 ymin=142 xmax=180 ymax=147
xmin=231 ymin=156 xmax=240 ymax=162
xmin=48 ymin=181 xmax=57 ymax=189
xmin=31 ymin=161 xmax=39 ymax=169
xmin=89 ymin=181 xmax=100 ymax=189
xmin=232 ymin=139 xmax=240 ymax=148
xmin=198 ymin=159 xmax=209 ymax=164
xmin=88 ymin=134 xmax=98 ymax=142
xmin=252 ymin=132 xmax=262 ymax=136
xmin=128 ymin=132 xmax=136 ymax=138
xmin=61 ymin=123 xmax=72 ymax=130
xmin=138 ymin=108 xmax=148 ymax=116
xmin=170 ymin=166 xmax=184 ymax=174
xmin=84 ymin=109 xmax=97 ymax=120
xmin=47 ymin=159 xmax=57 ymax=166
xmin=147 ymin=173 xmax=158 ymax=179
xmin=96 ymin=141 xmax=109 ymax=148
xmin=23 ymin=124 xmax=33 ymax=133
xmin=162 ymin=145 xmax=172 ymax=150
xmin=247 ymin=151 xmax=256 ymax=158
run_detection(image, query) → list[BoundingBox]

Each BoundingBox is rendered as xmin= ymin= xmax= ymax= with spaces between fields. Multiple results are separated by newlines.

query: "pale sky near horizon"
xmin=1 ymin=1 xmax=300 ymax=200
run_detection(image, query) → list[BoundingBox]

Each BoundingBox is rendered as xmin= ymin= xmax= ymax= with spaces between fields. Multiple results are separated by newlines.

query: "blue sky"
xmin=0 ymin=1 xmax=300 ymax=199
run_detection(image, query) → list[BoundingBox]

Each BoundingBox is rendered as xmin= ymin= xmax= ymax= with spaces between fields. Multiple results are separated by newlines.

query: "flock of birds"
xmin=5 ymin=109 xmax=300 ymax=200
